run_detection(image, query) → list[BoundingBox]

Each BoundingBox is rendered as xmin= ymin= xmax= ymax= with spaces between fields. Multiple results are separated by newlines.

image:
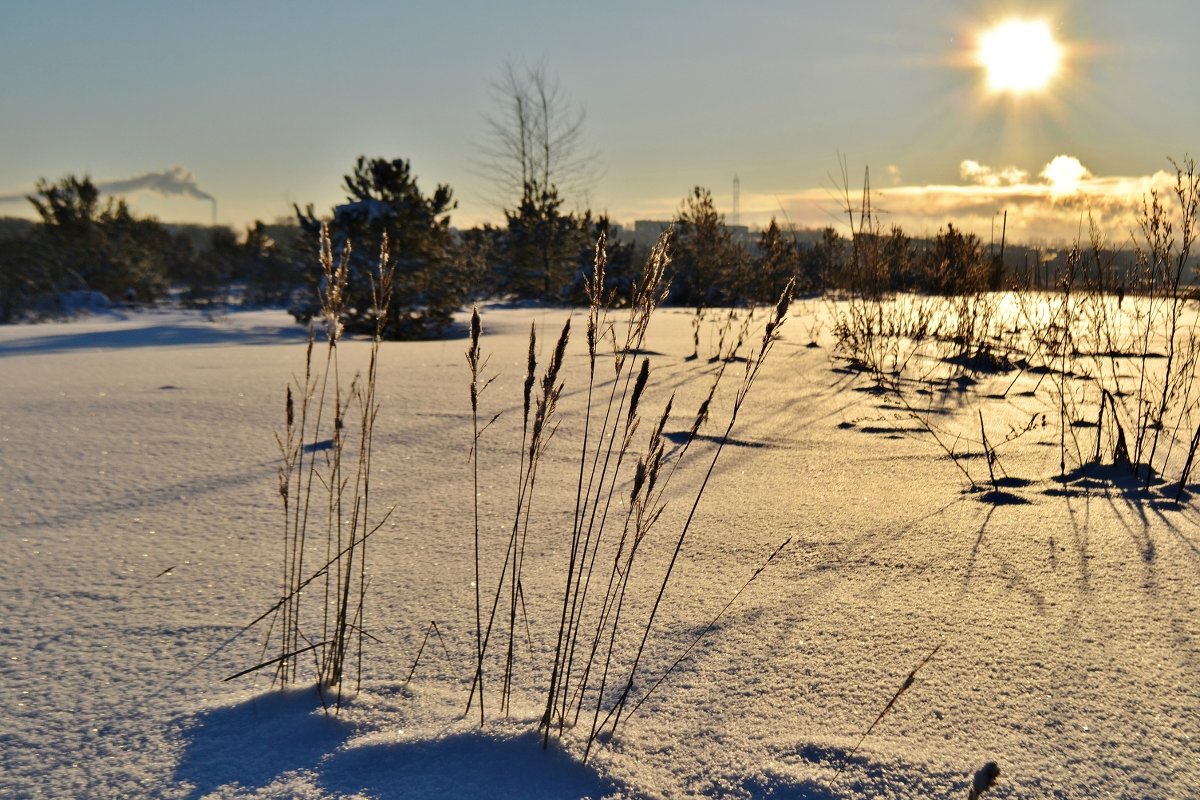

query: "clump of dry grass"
xmin=231 ymin=223 xmax=397 ymax=711
xmin=1034 ymin=158 xmax=1200 ymax=496
xmin=827 ymin=157 xmax=1200 ymax=505
xmin=461 ymin=231 xmax=797 ymax=760
xmin=584 ymin=278 xmax=796 ymax=757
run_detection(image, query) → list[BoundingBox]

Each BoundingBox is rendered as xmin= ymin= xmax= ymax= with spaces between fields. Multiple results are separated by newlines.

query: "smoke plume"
xmin=96 ymin=167 xmax=214 ymax=202
xmin=1 ymin=166 xmax=213 ymax=205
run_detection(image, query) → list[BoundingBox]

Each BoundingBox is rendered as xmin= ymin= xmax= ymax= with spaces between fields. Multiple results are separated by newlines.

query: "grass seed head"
xmin=588 ymin=232 xmax=608 ymax=311
xmin=631 ymin=459 xmax=647 ymax=504
xmin=524 ymin=324 xmax=537 ymax=422
xmin=689 ymin=382 xmax=718 ymax=440
xmin=544 ymin=319 xmax=571 ymax=394
xmin=587 ymin=317 xmax=597 ymax=366
xmin=468 ymin=309 xmax=483 ymax=414
xmin=651 ymin=394 xmax=674 ymax=446
xmin=629 ymin=358 xmax=650 ymax=425
xmin=646 ymin=447 xmax=664 ymax=496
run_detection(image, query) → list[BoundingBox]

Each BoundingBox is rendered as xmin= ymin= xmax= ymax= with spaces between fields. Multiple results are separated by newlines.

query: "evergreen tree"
xmin=920 ymin=223 xmax=985 ymax=294
xmin=180 ymin=227 xmax=236 ymax=305
xmin=801 ymin=226 xmax=846 ymax=292
xmin=753 ymin=218 xmax=801 ymax=302
xmin=241 ymin=221 xmax=303 ymax=304
xmin=498 ymin=181 xmax=588 ymax=300
xmin=0 ymin=232 xmax=46 ymax=321
xmin=22 ymin=175 xmax=171 ymax=304
xmin=296 ymin=157 xmax=466 ymax=338
xmin=883 ymin=225 xmax=914 ymax=291
xmin=670 ymin=186 xmax=748 ymax=305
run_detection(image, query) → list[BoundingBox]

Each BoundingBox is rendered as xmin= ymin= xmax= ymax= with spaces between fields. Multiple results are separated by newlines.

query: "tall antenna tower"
xmin=732 ymin=174 xmax=740 ymax=227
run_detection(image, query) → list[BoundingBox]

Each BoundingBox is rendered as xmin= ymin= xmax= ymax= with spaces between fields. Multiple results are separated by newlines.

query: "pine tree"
xmin=296 ymin=157 xmax=466 ymax=339
xmin=753 ymin=218 xmax=801 ymax=302
xmin=671 ymin=187 xmax=748 ymax=305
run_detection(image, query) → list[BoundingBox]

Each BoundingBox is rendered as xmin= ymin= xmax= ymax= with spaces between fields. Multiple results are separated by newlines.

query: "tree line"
xmin=1 ymin=158 xmax=1139 ymax=334
xmin=0 ymin=175 xmax=300 ymax=322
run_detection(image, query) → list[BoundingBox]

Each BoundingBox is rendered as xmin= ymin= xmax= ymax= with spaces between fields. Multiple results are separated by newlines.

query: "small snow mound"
xmin=30 ymin=290 xmax=113 ymax=319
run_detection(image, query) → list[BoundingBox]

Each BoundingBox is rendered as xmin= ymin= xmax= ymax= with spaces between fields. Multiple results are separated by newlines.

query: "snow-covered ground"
xmin=1 ymin=302 xmax=1196 ymax=798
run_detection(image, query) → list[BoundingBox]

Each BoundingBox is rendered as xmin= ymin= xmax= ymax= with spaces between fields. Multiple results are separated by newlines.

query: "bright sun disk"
xmin=978 ymin=19 xmax=1061 ymax=93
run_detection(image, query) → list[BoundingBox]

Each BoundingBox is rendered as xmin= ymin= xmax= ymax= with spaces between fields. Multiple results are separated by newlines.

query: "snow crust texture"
xmin=1 ymin=305 xmax=1196 ymax=798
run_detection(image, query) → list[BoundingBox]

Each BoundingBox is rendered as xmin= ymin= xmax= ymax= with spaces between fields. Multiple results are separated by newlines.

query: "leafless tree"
xmin=475 ymin=61 xmax=598 ymax=212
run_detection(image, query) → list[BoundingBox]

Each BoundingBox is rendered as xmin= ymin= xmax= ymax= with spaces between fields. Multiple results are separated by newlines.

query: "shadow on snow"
xmin=175 ymin=688 xmax=616 ymax=800
xmin=174 ymin=687 xmax=352 ymax=799
xmin=0 ymin=320 xmax=307 ymax=356
xmin=319 ymin=730 xmax=616 ymax=800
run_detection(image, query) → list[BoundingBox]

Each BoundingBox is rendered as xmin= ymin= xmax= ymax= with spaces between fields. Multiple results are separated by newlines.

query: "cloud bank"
xmin=748 ymin=155 xmax=1183 ymax=244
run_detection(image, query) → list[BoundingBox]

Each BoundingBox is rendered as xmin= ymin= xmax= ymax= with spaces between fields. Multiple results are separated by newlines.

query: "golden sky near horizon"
xmin=1 ymin=2 xmax=1196 ymax=244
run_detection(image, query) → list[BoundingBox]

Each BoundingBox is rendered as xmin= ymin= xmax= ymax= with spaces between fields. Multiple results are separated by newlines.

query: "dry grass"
xmin=829 ymin=157 xmax=1200 ymax=503
xmin=233 ymin=224 xmax=397 ymax=711
xmin=458 ymin=231 xmax=797 ymax=759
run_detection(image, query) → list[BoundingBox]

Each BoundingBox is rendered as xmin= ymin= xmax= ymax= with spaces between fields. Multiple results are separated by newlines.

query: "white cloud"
xmin=1040 ymin=155 xmax=1092 ymax=194
xmin=960 ymin=160 xmax=1028 ymax=187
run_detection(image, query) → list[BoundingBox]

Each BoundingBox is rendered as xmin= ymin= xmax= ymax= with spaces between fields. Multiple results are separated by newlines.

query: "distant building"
xmin=630 ymin=219 xmax=754 ymax=249
xmin=630 ymin=220 xmax=675 ymax=248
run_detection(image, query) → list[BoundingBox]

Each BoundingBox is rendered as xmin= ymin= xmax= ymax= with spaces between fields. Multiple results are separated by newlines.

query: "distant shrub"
xmin=175 ymin=222 xmax=304 ymax=307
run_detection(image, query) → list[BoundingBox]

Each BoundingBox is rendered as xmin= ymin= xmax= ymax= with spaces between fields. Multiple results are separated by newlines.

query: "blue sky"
xmin=2 ymin=0 xmax=1197 ymax=242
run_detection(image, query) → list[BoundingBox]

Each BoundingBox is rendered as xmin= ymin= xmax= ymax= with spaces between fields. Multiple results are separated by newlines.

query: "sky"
xmin=2 ymin=0 xmax=1198 ymax=244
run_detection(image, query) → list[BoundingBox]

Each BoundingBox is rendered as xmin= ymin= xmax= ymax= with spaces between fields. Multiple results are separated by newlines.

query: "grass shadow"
xmin=734 ymin=743 xmax=953 ymax=799
xmin=664 ymin=430 xmax=767 ymax=448
xmin=318 ymin=730 xmax=617 ymax=800
xmin=1045 ymin=461 xmax=1187 ymax=509
xmin=174 ymin=687 xmax=353 ymax=799
xmin=975 ymin=488 xmax=1032 ymax=506
xmin=735 ymin=773 xmax=838 ymax=799
xmin=964 ymin=476 xmax=1035 ymax=506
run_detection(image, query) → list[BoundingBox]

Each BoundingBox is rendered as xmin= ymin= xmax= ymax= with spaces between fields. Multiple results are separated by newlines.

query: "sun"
xmin=978 ymin=19 xmax=1062 ymax=93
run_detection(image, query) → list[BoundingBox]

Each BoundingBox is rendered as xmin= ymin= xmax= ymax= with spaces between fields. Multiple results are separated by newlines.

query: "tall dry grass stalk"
xmin=466 ymin=306 xmax=499 ymax=722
